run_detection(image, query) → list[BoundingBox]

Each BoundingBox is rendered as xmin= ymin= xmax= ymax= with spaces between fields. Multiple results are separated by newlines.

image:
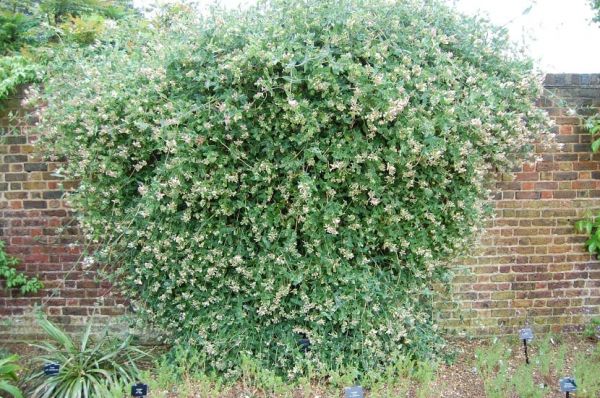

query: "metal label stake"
xmin=344 ymin=385 xmax=364 ymax=398
xmin=43 ymin=363 xmax=60 ymax=376
xmin=131 ymin=382 xmax=148 ymax=398
xmin=560 ymin=377 xmax=577 ymax=398
xmin=519 ymin=327 xmax=534 ymax=365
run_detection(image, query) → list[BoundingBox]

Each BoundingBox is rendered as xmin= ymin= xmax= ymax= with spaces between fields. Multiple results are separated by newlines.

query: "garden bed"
xmin=4 ymin=333 xmax=597 ymax=397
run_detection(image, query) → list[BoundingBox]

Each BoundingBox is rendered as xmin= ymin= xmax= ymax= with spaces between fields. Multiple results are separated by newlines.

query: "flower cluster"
xmin=32 ymin=0 xmax=553 ymax=377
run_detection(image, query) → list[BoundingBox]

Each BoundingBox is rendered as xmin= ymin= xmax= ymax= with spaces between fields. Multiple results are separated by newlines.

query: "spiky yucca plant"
xmin=27 ymin=314 xmax=149 ymax=398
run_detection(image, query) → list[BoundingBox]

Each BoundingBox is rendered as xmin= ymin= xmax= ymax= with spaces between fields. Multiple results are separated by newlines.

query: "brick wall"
xmin=0 ymin=88 xmax=125 ymax=342
xmin=1 ymin=74 xmax=599 ymax=342
xmin=445 ymin=74 xmax=600 ymax=335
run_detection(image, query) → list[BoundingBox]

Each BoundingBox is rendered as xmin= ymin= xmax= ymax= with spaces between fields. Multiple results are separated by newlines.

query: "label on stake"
xmin=344 ymin=385 xmax=364 ymax=398
xmin=131 ymin=383 xmax=148 ymax=397
xmin=559 ymin=377 xmax=577 ymax=392
xmin=519 ymin=327 xmax=534 ymax=341
xmin=43 ymin=363 xmax=60 ymax=376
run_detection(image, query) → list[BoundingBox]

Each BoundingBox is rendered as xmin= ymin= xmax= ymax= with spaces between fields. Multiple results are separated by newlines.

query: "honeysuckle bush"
xmin=30 ymin=0 xmax=555 ymax=379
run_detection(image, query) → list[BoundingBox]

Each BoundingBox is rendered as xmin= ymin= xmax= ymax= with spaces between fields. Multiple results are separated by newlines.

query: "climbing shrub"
xmin=32 ymin=0 xmax=553 ymax=378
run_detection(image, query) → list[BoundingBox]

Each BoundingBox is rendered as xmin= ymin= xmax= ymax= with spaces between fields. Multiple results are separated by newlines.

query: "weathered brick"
xmin=5 ymin=173 xmax=27 ymax=182
xmin=3 ymin=154 xmax=27 ymax=163
xmin=42 ymin=191 xmax=64 ymax=199
xmin=24 ymin=163 xmax=48 ymax=172
xmin=23 ymin=201 xmax=47 ymax=209
xmin=553 ymin=172 xmax=578 ymax=181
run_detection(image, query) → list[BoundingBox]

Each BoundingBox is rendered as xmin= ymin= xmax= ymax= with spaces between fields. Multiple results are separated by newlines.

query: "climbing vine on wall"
xmin=0 ymin=241 xmax=43 ymax=294
xmin=575 ymin=115 xmax=600 ymax=254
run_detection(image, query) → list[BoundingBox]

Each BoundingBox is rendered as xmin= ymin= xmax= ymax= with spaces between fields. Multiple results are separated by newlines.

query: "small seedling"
xmin=43 ymin=363 xmax=60 ymax=376
xmin=131 ymin=382 xmax=148 ymax=397
xmin=559 ymin=377 xmax=577 ymax=398
xmin=344 ymin=385 xmax=364 ymax=398
xmin=519 ymin=327 xmax=534 ymax=365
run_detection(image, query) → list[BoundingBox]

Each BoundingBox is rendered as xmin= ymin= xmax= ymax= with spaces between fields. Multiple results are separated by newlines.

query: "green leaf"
xmin=588 ymin=240 xmax=597 ymax=254
xmin=0 ymin=381 xmax=23 ymax=398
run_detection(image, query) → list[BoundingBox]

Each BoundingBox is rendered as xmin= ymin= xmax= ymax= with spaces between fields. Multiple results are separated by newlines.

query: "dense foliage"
xmin=0 ymin=241 xmax=43 ymax=294
xmin=33 ymin=0 xmax=553 ymax=378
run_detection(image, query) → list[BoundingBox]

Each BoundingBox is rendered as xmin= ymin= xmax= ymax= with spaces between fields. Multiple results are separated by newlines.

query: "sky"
xmin=132 ymin=0 xmax=600 ymax=73
xmin=453 ymin=0 xmax=600 ymax=73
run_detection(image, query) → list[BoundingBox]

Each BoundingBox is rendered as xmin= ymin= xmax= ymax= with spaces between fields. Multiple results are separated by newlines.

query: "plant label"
xmin=559 ymin=377 xmax=577 ymax=392
xmin=299 ymin=338 xmax=311 ymax=353
xmin=519 ymin=327 xmax=534 ymax=341
xmin=43 ymin=363 xmax=60 ymax=376
xmin=344 ymin=385 xmax=364 ymax=398
xmin=131 ymin=383 xmax=148 ymax=397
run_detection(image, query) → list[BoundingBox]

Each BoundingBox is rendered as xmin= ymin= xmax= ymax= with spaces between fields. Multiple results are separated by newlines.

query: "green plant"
xmin=414 ymin=361 xmax=436 ymax=398
xmin=239 ymin=355 xmax=292 ymax=396
xmin=364 ymin=354 xmax=413 ymax=397
xmin=59 ymin=14 xmax=106 ymax=44
xmin=587 ymin=114 xmax=600 ymax=150
xmin=574 ymin=115 xmax=600 ymax=254
xmin=0 ymin=0 xmax=135 ymax=102
xmin=34 ymin=0 xmax=553 ymax=377
xmin=144 ymin=347 xmax=233 ymax=397
xmin=0 ymin=240 xmax=43 ymax=294
xmin=534 ymin=334 xmax=566 ymax=378
xmin=0 ymin=55 xmax=41 ymax=101
xmin=583 ymin=317 xmax=600 ymax=340
xmin=475 ymin=339 xmax=512 ymax=398
xmin=0 ymin=12 xmax=38 ymax=54
xmin=573 ymin=350 xmax=600 ymax=398
xmin=40 ymin=0 xmax=132 ymax=24
xmin=512 ymin=363 xmax=544 ymax=398
xmin=0 ymin=354 xmax=23 ymax=398
xmin=27 ymin=313 xmax=149 ymax=398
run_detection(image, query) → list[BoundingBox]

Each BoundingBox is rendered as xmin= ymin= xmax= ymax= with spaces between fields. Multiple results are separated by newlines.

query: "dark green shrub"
xmin=0 ymin=12 xmax=37 ymax=54
xmin=34 ymin=0 xmax=553 ymax=378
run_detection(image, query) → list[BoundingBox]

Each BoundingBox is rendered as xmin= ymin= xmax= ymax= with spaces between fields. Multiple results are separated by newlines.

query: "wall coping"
xmin=544 ymin=73 xmax=600 ymax=88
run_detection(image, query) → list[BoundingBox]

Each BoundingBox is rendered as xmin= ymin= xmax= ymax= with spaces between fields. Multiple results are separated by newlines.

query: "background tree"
xmin=0 ymin=0 xmax=135 ymax=100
